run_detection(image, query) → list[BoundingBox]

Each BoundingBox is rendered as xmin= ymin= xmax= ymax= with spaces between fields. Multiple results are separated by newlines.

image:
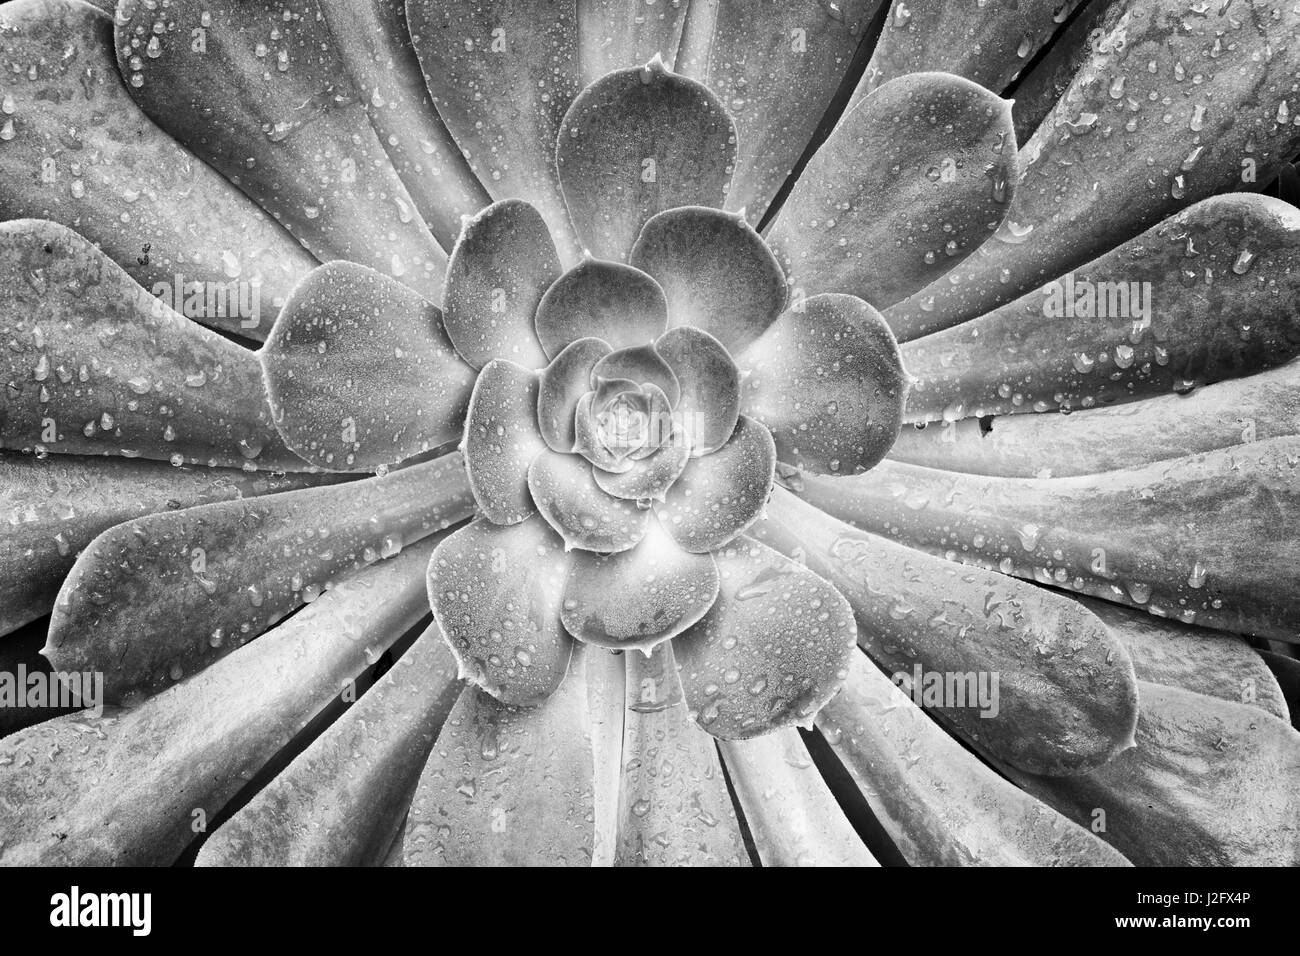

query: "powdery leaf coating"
xmin=427 ymin=516 xmax=574 ymax=707
xmin=0 ymin=220 xmax=303 ymax=471
xmin=0 ymin=452 xmax=331 ymax=641
xmin=403 ymin=648 xmax=598 ymax=866
xmin=527 ymin=449 xmax=650 ymax=553
xmin=537 ymin=338 xmax=612 ymax=453
xmin=261 ymin=261 xmax=476 ymax=472
xmin=768 ymin=71 xmax=1017 ymax=310
xmin=196 ymin=623 xmax=461 ymax=866
xmin=463 ymin=360 xmax=548 ymax=525
xmin=406 ymin=0 xmax=582 ymax=261
xmin=534 ymin=259 xmax=668 ymax=359
xmin=615 ymin=643 xmax=749 ymax=866
xmin=557 ymin=59 xmax=736 ymax=262
xmin=559 ymin=520 xmax=719 ymax=651
xmin=115 ymin=0 xmax=446 ymax=302
xmin=655 ymin=326 xmax=740 ymax=456
xmin=674 ymin=536 xmax=857 ymax=740
xmin=0 ymin=539 xmax=441 ymax=866
xmin=0 ymin=0 xmax=314 ymax=337
xmin=884 ymin=0 xmax=1300 ymax=336
xmin=759 ymin=487 xmax=1141 ymax=777
xmin=740 ymin=293 xmax=907 ymax=476
xmin=631 ymin=206 xmax=786 ymax=355
xmin=656 ymin=415 xmax=775 ymax=553
xmin=817 ymin=653 xmax=1133 ymax=866
xmin=677 ymin=0 xmax=882 ymax=224
xmin=902 ymin=195 xmax=1300 ymax=421
xmin=441 ymin=199 xmax=559 ymax=371
xmin=44 ymin=454 xmax=475 ymax=705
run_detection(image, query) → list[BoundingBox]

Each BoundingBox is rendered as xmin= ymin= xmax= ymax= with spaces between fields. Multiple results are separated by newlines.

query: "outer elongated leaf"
xmin=317 ymin=0 xmax=489 ymax=250
xmin=902 ymin=194 xmax=1300 ymax=418
xmin=0 ymin=538 xmax=440 ymax=866
xmin=857 ymin=0 xmax=1085 ymax=99
xmin=888 ymin=360 xmax=1300 ymax=478
xmin=768 ymin=72 xmax=1018 ymax=310
xmin=45 ymin=453 xmax=474 ymax=704
xmin=117 ymin=0 xmax=446 ymax=301
xmin=677 ymin=0 xmax=883 ymax=223
xmin=885 ymin=0 xmax=1300 ymax=337
xmin=817 ymin=653 xmax=1132 ymax=866
xmin=798 ymin=438 xmax=1300 ymax=642
xmin=720 ymin=730 xmax=877 ymax=867
xmin=739 ymin=293 xmax=906 ymax=476
xmin=197 ymin=624 xmax=462 ymax=866
xmin=407 ymin=0 xmax=582 ymax=262
xmin=557 ymin=60 xmax=736 ymax=262
xmin=0 ymin=451 xmax=331 ymax=639
xmin=577 ymin=0 xmax=688 ymax=83
xmin=261 ymin=261 xmax=476 ymax=471
xmin=403 ymin=646 xmax=598 ymax=866
xmin=757 ymin=487 xmax=1138 ymax=776
xmin=615 ymin=643 xmax=749 ymax=867
xmin=1082 ymin=597 xmax=1288 ymax=723
xmin=1005 ymin=683 xmax=1300 ymax=866
xmin=0 ymin=220 xmax=304 ymax=471
xmin=0 ymin=0 xmax=314 ymax=336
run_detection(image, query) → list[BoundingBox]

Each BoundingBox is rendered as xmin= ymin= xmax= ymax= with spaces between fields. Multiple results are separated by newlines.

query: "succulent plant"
xmin=0 ymin=0 xmax=1298 ymax=868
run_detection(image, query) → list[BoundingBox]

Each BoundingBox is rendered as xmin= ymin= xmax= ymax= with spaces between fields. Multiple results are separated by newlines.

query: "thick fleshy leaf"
xmin=673 ymin=536 xmax=856 ymax=739
xmin=527 ymin=449 xmax=650 ymax=553
xmin=884 ymin=0 xmax=1300 ymax=337
xmin=0 ymin=0 xmax=314 ymax=337
xmin=1083 ymin=597 xmax=1288 ymax=723
xmin=45 ymin=453 xmax=474 ymax=704
xmin=797 ymin=438 xmax=1300 ymax=642
xmin=538 ymin=338 xmax=613 ymax=453
xmin=903 ymin=195 xmax=1300 ymax=420
xmin=589 ymin=344 xmax=681 ymax=407
xmin=768 ymin=72 xmax=1017 ymax=310
xmin=0 ymin=451 xmax=331 ymax=640
xmin=406 ymin=0 xmax=582 ymax=261
xmin=719 ymin=730 xmax=877 ymax=867
xmin=463 ymin=360 xmax=547 ymax=524
xmin=817 ymin=653 xmax=1133 ymax=866
xmin=534 ymin=259 xmax=668 ymax=359
xmin=0 ymin=220 xmax=304 ymax=471
xmin=577 ymin=0 xmax=688 ymax=84
xmin=630 ymin=206 xmax=786 ymax=355
xmin=427 ymin=516 xmax=574 ymax=707
xmin=403 ymin=646 xmax=599 ymax=866
xmin=196 ymin=624 xmax=461 ymax=866
xmin=758 ymin=487 xmax=1140 ymax=776
xmin=591 ymin=437 xmax=690 ymax=501
xmin=677 ymin=0 xmax=883 ymax=223
xmin=1004 ymin=683 xmax=1300 ymax=866
xmin=739 ymin=293 xmax=906 ymax=476
xmin=0 ymin=537 xmax=439 ymax=865
xmin=559 ymin=519 xmax=719 ymax=651
xmin=261 ymin=261 xmax=476 ymax=471
xmin=317 ymin=0 xmax=489 ymax=250
xmin=888 ymin=360 xmax=1300 ymax=478
xmin=857 ymin=0 xmax=1085 ymax=99
xmin=654 ymin=327 xmax=740 ymax=456
xmin=557 ymin=59 xmax=737 ymax=262
xmin=615 ymin=643 xmax=749 ymax=866
xmin=442 ymin=200 xmax=560 ymax=370
xmin=655 ymin=415 xmax=775 ymax=553
xmin=116 ymin=0 xmax=447 ymax=301
xmin=1008 ymin=0 xmax=1115 ymax=145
